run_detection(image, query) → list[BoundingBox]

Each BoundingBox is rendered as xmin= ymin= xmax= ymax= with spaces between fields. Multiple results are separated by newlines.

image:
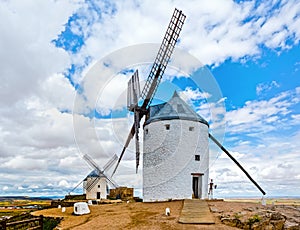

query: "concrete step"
xmin=179 ymin=199 xmax=215 ymax=224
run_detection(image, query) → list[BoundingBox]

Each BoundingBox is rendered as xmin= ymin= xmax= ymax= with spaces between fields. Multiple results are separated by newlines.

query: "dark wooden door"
xmin=97 ymin=192 xmax=101 ymax=199
xmin=192 ymin=177 xmax=199 ymax=198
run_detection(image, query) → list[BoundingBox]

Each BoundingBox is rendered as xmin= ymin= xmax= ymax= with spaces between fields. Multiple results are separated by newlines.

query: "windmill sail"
xmin=101 ymin=173 xmax=119 ymax=188
xmin=83 ymin=154 xmax=101 ymax=173
xmin=127 ymin=70 xmax=140 ymax=112
xmin=112 ymin=8 xmax=186 ymax=176
xmin=103 ymin=154 xmax=118 ymax=172
xmin=127 ymin=70 xmax=142 ymax=172
xmin=68 ymin=180 xmax=83 ymax=195
xmin=140 ymin=8 xmax=186 ymax=108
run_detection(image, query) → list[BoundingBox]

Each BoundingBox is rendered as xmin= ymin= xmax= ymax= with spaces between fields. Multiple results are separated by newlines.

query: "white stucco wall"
xmin=143 ymin=119 xmax=209 ymax=202
xmin=86 ymin=177 xmax=107 ymax=200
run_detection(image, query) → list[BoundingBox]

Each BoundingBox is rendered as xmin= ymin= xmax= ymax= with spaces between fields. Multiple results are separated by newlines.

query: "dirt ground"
xmin=32 ymin=200 xmax=300 ymax=230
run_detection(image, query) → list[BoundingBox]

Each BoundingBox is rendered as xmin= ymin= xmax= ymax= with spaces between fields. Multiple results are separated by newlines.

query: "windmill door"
xmin=97 ymin=192 xmax=101 ymax=199
xmin=192 ymin=174 xmax=203 ymax=199
xmin=193 ymin=177 xmax=199 ymax=198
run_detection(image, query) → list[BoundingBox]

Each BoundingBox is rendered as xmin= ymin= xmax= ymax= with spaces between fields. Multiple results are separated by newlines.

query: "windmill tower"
xmin=112 ymin=8 xmax=266 ymax=201
xmin=83 ymin=170 xmax=109 ymax=200
xmin=143 ymin=91 xmax=210 ymax=201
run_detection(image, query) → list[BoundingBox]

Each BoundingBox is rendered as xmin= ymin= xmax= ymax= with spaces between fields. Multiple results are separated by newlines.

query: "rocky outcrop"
xmin=211 ymin=205 xmax=300 ymax=230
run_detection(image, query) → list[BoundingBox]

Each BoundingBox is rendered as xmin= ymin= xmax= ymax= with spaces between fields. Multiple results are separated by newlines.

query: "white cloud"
xmin=0 ymin=0 xmax=79 ymax=106
xmin=0 ymin=0 xmax=85 ymax=196
xmin=95 ymin=73 xmax=129 ymax=115
xmin=195 ymin=97 xmax=227 ymax=132
xmin=219 ymin=151 xmax=245 ymax=160
xmin=40 ymin=74 xmax=76 ymax=111
xmin=67 ymin=0 xmax=300 ymax=72
xmin=180 ymin=87 xmax=211 ymax=103
xmin=3 ymin=156 xmax=47 ymax=170
xmin=59 ymin=156 xmax=82 ymax=168
xmin=256 ymin=81 xmax=280 ymax=95
xmin=257 ymin=0 xmax=300 ymax=49
xmin=225 ymin=88 xmax=299 ymax=134
xmin=58 ymin=180 xmax=71 ymax=188
xmin=291 ymin=114 xmax=300 ymax=124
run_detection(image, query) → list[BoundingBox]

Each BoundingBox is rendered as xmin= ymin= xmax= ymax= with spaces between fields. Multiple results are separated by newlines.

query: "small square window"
xmin=98 ymin=185 xmax=100 ymax=188
xmin=195 ymin=155 xmax=200 ymax=161
xmin=165 ymin=124 xmax=170 ymax=130
xmin=145 ymin=129 xmax=148 ymax=134
xmin=189 ymin=127 xmax=194 ymax=131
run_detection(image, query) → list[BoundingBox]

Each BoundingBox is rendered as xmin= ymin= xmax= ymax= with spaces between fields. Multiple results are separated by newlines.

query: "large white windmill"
xmin=112 ymin=8 xmax=266 ymax=202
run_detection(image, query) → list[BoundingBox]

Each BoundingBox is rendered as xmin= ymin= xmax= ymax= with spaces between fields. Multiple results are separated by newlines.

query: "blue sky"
xmin=213 ymin=46 xmax=300 ymax=106
xmin=0 ymin=0 xmax=300 ymax=198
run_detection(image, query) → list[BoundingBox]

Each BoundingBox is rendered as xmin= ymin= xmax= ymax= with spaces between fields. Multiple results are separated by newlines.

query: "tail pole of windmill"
xmin=209 ymin=134 xmax=266 ymax=195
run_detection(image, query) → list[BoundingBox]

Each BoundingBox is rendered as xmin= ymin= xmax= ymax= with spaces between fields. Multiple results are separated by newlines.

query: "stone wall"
xmin=109 ymin=187 xmax=134 ymax=200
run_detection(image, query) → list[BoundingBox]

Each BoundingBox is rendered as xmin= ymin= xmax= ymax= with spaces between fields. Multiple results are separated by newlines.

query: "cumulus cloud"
xmin=63 ymin=0 xmax=300 ymax=77
xmin=58 ymin=180 xmax=72 ymax=188
xmin=0 ymin=0 xmax=84 ymax=196
xmin=3 ymin=157 xmax=47 ymax=170
xmin=225 ymin=87 xmax=300 ymax=134
xmin=180 ymin=87 xmax=212 ymax=102
xmin=0 ymin=0 xmax=79 ymax=106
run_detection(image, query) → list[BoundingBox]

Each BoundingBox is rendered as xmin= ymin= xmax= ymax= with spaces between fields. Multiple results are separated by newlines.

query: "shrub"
xmin=247 ymin=214 xmax=261 ymax=229
xmin=43 ymin=217 xmax=62 ymax=230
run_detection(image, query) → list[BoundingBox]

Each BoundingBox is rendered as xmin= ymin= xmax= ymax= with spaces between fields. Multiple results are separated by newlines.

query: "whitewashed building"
xmin=143 ymin=91 xmax=209 ymax=202
xmin=84 ymin=170 xmax=108 ymax=200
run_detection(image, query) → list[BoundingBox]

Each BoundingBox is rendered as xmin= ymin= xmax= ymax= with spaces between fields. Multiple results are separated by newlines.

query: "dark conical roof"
xmin=87 ymin=169 xmax=99 ymax=177
xmin=83 ymin=169 xmax=104 ymax=181
xmin=145 ymin=91 xmax=209 ymax=126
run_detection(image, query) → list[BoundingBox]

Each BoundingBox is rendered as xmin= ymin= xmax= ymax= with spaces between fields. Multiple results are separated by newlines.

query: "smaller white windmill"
xmin=83 ymin=154 xmax=119 ymax=199
xmin=70 ymin=154 xmax=119 ymax=200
